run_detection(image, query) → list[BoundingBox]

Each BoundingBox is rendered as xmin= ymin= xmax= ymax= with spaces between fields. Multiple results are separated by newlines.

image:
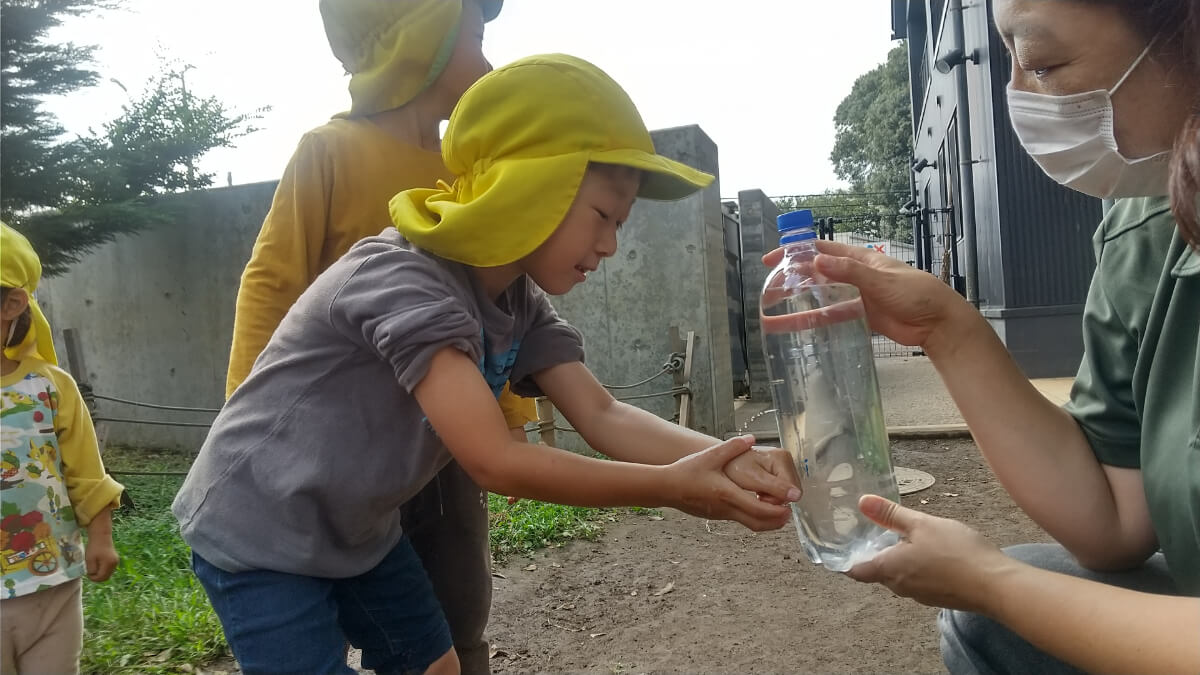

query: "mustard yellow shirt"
xmin=226 ymin=118 xmax=536 ymax=427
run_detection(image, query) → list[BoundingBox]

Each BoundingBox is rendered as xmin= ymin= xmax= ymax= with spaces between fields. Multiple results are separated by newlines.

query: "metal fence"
xmin=872 ymin=333 xmax=924 ymax=359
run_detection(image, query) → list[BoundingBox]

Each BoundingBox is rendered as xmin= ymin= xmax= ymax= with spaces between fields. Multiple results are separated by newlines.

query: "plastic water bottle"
xmin=760 ymin=210 xmax=899 ymax=572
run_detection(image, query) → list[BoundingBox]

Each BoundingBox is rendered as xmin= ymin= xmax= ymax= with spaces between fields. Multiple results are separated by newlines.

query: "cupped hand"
xmin=666 ymin=435 xmax=793 ymax=531
xmin=845 ymin=495 xmax=1015 ymax=613
xmin=723 ymin=445 xmax=802 ymax=506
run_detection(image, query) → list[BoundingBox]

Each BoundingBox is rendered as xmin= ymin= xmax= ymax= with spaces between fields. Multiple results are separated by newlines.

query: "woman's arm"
xmin=848 ymin=496 xmax=1199 ymax=675
xmin=790 ymin=242 xmax=1157 ymax=569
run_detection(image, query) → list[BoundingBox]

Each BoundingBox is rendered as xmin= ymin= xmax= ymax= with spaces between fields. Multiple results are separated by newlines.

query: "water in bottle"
xmin=760 ymin=209 xmax=899 ymax=572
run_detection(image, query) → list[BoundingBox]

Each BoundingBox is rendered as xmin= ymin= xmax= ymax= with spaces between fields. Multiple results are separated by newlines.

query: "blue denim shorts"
xmin=192 ymin=537 xmax=452 ymax=675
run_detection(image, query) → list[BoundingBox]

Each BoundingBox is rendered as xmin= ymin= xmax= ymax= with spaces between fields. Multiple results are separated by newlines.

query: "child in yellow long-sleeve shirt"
xmin=224 ymin=2 xmax=521 ymax=671
xmin=1 ymin=223 xmax=124 ymax=675
xmin=227 ymin=0 xmax=532 ymax=428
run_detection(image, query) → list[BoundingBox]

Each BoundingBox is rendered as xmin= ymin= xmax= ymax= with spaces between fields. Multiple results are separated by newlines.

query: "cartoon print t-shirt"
xmin=1 ymin=358 xmax=122 ymax=599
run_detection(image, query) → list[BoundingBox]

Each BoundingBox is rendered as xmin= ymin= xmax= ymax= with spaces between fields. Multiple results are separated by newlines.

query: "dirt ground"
xmin=485 ymin=438 xmax=1049 ymax=674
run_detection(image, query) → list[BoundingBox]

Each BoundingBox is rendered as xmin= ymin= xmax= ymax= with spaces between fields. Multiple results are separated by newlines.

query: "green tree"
xmin=773 ymin=43 xmax=914 ymax=244
xmin=830 ymin=42 xmax=912 ymax=201
xmin=2 ymin=1 xmax=264 ymax=275
xmin=775 ymin=191 xmax=911 ymax=243
xmin=74 ymin=63 xmax=264 ymax=204
xmin=1 ymin=0 xmax=108 ymax=216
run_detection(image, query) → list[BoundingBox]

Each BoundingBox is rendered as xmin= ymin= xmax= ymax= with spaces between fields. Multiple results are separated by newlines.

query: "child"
xmin=227 ymin=3 xmax=526 ymax=668
xmin=174 ymin=54 xmax=801 ymax=675
xmin=1 ymin=223 xmax=124 ymax=675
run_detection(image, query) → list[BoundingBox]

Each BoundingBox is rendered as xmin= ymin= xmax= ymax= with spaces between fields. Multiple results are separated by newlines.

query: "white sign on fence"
xmin=863 ymin=242 xmax=889 ymax=256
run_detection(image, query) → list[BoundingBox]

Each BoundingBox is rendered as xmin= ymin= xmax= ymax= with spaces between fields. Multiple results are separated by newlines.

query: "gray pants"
xmin=400 ymin=461 xmax=493 ymax=675
xmin=939 ymin=543 xmax=1179 ymax=675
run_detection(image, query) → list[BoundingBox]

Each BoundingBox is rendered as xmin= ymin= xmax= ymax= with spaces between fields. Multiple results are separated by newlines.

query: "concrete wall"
xmin=549 ymin=125 xmax=735 ymax=449
xmin=41 ymin=126 xmax=736 ymax=451
xmin=736 ymin=190 xmax=778 ymax=401
xmin=41 ymin=182 xmax=276 ymax=449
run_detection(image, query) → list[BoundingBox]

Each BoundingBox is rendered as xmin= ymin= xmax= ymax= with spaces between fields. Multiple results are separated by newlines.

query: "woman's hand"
xmin=845 ymin=495 xmax=1014 ymax=613
xmin=763 ymin=241 xmax=979 ymax=357
xmin=847 ymin=496 xmax=1200 ymax=675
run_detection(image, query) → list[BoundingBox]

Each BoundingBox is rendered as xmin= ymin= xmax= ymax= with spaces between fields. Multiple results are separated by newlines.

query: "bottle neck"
xmin=780 ymin=236 xmax=817 ymax=262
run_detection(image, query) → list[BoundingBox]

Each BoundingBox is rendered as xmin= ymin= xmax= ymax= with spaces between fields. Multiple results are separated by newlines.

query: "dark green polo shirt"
xmin=1065 ymin=196 xmax=1200 ymax=594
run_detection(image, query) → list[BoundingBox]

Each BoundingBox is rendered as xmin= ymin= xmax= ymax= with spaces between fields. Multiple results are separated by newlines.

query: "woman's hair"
xmin=1098 ymin=0 xmax=1200 ymax=246
xmin=0 ymin=287 xmax=32 ymax=349
xmin=1163 ymin=1 xmax=1200 ymax=248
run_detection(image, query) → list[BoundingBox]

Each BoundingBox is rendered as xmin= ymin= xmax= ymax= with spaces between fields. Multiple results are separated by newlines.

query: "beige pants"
xmin=0 ymin=578 xmax=82 ymax=675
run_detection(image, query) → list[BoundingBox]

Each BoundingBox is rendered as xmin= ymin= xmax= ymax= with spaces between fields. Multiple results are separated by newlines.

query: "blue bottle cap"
xmin=777 ymin=209 xmax=814 ymax=232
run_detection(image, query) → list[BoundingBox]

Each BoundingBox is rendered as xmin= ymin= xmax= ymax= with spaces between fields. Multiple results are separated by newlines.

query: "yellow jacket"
xmin=227 ymin=118 xmax=535 ymax=426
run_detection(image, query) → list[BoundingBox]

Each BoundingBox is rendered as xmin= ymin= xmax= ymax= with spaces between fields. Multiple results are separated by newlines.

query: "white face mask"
xmin=1006 ymin=40 xmax=1171 ymax=199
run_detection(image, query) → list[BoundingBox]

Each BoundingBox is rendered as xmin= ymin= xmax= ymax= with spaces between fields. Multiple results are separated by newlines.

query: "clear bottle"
xmin=760 ymin=209 xmax=899 ymax=572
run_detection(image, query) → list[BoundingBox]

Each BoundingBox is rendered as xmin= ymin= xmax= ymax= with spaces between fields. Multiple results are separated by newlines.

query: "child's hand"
xmin=664 ymin=435 xmax=793 ymax=531
xmin=723 ymin=446 xmax=802 ymax=506
xmin=85 ymin=508 xmax=119 ymax=582
xmin=85 ymin=537 xmax=119 ymax=582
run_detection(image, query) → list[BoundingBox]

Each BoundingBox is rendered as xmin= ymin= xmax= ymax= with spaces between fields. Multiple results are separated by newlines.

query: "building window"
xmin=909 ymin=1 xmax=929 ymax=135
xmin=931 ymin=0 xmax=946 ymax=38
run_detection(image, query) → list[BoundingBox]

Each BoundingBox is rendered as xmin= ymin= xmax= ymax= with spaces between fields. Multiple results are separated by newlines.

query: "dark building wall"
xmin=737 ymin=190 xmax=780 ymax=401
xmin=985 ymin=25 xmax=1100 ymax=309
xmin=895 ymin=0 xmax=1103 ymax=377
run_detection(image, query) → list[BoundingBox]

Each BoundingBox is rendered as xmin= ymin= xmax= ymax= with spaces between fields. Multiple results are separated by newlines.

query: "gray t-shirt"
xmin=173 ymin=229 xmax=584 ymax=577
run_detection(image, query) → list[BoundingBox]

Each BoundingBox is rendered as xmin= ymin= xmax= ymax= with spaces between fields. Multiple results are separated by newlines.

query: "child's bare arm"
xmin=533 ymin=361 xmax=716 ymax=463
xmin=414 ymin=347 xmax=791 ymax=531
xmin=534 ymin=361 xmax=800 ymax=503
xmin=84 ymin=507 xmax=119 ymax=582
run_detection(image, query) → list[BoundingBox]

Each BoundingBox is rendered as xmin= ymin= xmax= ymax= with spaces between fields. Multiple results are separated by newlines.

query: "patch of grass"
xmin=82 ymin=448 xmax=614 ymax=672
xmin=487 ymin=494 xmax=605 ymax=562
xmin=83 ymin=446 xmax=226 ymax=674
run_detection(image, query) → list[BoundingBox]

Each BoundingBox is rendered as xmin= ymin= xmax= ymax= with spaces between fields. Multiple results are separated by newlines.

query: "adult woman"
xmin=793 ymin=0 xmax=1200 ymax=672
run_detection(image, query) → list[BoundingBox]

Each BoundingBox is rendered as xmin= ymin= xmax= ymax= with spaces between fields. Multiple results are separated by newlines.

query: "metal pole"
xmin=950 ymin=0 xmax=982 ymax=306
xmin=534 ymin=398 xmax=557 ymax=447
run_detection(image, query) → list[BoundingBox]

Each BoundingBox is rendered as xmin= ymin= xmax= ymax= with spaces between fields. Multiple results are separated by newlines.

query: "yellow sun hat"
xmin=1 ymin=222 xmax=58 ymax=366
xmin=320 ymin=0 xmax=503 ymax=118
xmin=389 ymin=53 xmax=716 ymax=267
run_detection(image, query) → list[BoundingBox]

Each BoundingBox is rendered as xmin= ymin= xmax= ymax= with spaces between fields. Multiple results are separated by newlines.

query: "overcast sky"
xmin=44 ymin=1 xmax=898 ymax=198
